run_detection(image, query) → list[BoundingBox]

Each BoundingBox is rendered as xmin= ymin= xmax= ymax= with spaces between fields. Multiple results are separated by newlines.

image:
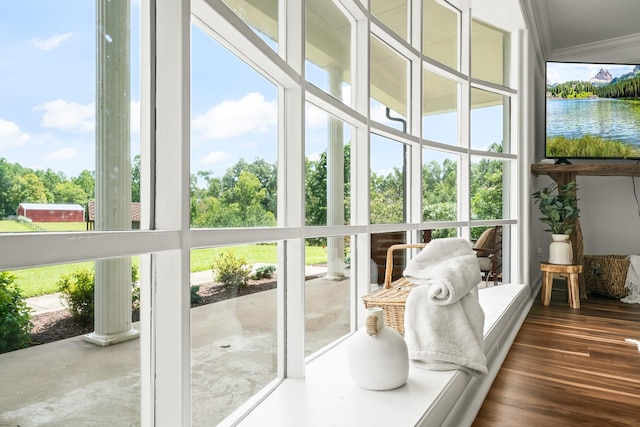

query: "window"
xmin=371 ymin=0 xmax=408 ymax=42
xmin=423 ymin=69 xmax=459 ymax=145
xmin=370 ymin=134 xmax=406 ymax=224
xmin=422 ymin=149 xmax=458 ymax=223
xmin=0 ymin=1 xmax=521 ymax=424
xmin=423 ymin=0 xmax=460 ymax=71
xmin=190 ymin=26 xmax=278 ymax=228
xmin=306 ymin=0 xmax=352 ymax=107
xmin=370 ymin=36 xmax=408 ymax=131
xmin=305 ymin=104 xmax=352 ymax=226
xmin=471 ymin=19 xmax=511 ymax=87
xmin=471 ymin=87 xmax=510 ymax=152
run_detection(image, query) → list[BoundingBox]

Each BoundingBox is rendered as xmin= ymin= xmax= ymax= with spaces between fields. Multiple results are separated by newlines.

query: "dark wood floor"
xmin=473 ymin=286 xmax=640 ymax=427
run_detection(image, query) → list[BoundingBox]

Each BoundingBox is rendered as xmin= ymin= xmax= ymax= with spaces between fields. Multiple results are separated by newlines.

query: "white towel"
xmin=622 ymin=255 xmax=640 ymax=304
xmin=403 ymin=238 xmax=487 ymax=375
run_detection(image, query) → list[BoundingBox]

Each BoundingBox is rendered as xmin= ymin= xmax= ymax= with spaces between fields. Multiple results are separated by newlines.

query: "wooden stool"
xmin=540 ymin=262 xmax=583 ymax=309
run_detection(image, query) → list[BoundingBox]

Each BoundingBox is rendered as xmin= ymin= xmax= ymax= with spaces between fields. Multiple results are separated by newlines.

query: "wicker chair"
xmin=472 ymin=226 xmax=503 ymax=285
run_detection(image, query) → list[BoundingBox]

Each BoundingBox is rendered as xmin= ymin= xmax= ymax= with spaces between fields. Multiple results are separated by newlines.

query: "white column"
xmin=326 ymin=67 xmax=345 ymax=279
xmin=85 ymin=0 xmax=139 ymax=346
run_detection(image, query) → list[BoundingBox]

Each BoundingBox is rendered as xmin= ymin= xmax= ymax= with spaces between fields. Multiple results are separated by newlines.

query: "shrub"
xmin=0 ymin=272 xmax=32 ymax=353
xmin=252 ymin=264 xmax=276 ymax=280
xmin=57 ymin=269 xmax=95 ymax=325
xmin=213 ymin=251 xmax=251 ymax=287
xmin=57 ymin=265 xmax=140 ymax=325
xmin=191 ymin=285 xmax=201 ymax=304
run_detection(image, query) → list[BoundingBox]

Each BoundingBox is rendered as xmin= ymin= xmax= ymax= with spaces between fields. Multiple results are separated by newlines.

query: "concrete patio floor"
xmin=0 ymin=270 xmax=350 ymax=426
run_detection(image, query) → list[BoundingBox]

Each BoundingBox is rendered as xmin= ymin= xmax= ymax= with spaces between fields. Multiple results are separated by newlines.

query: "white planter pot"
xmin=549 ymin=234 xmax=573 ymax=265
xmin=347 ymin=307 xmax=409 ymax=390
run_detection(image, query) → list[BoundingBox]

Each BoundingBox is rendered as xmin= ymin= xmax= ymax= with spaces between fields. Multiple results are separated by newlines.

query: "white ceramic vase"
xmin=549 ymin=234 xmax=573 ymax=264
xmin=347 ymin=307 xmax=409 ymax=391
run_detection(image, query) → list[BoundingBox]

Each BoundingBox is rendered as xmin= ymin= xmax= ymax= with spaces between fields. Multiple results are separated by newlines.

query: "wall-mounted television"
xmin=545 ymin=61 xmax=640 ymax=163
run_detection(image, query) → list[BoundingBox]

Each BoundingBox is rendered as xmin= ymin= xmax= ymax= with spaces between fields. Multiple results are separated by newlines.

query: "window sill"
xmin=235 ymin=283 xmax=531 ymax=427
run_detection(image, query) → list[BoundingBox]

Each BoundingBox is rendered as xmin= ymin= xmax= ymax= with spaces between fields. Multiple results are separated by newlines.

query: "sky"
xmin=0 ymin=1 xmax=503 ymax=183
xmin=546 ymin=62 xmax=637 ymax=85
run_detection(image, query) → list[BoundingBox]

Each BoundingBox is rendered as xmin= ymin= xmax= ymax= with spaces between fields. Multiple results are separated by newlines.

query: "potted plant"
xmin=532 ymin=181 xmax=579 ymax=264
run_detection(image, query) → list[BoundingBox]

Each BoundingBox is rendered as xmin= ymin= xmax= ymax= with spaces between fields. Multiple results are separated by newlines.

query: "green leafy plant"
xmin=532 ymin=181 xmax=579 ymax=235
xmin=213 ymin=251 xmax=251 ymax=287
xmin=57 ymin=265 xmax=141 ymax=325
xmin=57 ymin=269 xmax=95 ymax=325
xmin=251 ymin=264 xmax=276 ymax=280
xmin=191 ymin=285 xmax=201 ymax=304
xmin=0 ymin=272 xmax=32 ymax=353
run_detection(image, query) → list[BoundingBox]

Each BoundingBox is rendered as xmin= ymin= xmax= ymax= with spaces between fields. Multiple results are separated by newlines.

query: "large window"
xmin=423 ymin=0 xmax=460 ymax=71
xmin=0 ymin=1 xmax=521 ymax=425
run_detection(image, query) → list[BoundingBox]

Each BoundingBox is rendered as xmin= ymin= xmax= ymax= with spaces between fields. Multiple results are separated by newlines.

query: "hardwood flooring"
xmin=473 ymin=287 xmax=640 ymax=427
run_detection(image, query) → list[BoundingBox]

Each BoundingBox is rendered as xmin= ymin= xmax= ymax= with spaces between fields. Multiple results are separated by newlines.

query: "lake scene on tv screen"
xmin=546 ymin=62 xmax=640 ymax=159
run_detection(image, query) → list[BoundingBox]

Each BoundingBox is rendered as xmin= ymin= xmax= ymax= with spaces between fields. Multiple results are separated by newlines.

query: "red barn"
xmin=17 ymin=203 xmax=85 ymax=223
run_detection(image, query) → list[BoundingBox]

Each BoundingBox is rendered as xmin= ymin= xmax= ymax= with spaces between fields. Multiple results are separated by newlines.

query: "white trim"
xmin=0 ymin=230 xmax=179 ymax=270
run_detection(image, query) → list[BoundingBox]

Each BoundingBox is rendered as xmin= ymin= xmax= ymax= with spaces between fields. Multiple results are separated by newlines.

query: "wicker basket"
xmin=583 ymin=255 xmax=630 ymax=298
xmin=362 ymin=243 xmax=426 ymax=335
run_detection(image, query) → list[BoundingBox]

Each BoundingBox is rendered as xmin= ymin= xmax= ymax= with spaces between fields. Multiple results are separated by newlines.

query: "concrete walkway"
xmin=3 ymin=268 xmax=347 ymax=427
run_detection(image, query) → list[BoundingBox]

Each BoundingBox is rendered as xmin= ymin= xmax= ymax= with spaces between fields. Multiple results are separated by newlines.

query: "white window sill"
xmin=234 ymin=283 xmax=531 ymax=427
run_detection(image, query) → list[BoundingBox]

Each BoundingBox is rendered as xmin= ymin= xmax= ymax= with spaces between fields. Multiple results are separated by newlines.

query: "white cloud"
xmin=370 ymin=103 xmax=390 ymax=124
xmin=0 ymin=118 xmax=30 ymax=148
xmin=201 ymin=151 xmax=231 ymax=166
xmin=305 ymin=104 xmax=328 ymax=129
xmin=192 ymin=92 xmax=277 ymax=139
xmin=34 ymin=99 xmax=94 ymax=133
xmin=32 ymin=32 xmax=73 ymax=51
xmin=307 ymin=152 xmax=321 ymax=162
xmin=48 ymin=147 xmax=78 ymax=160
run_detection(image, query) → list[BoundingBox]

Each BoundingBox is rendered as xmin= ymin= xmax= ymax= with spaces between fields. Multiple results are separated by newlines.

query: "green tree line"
xmin=548 ymin=74 xmax=640 ymax=99
xmin=1 ymin=143 xmax=504 ymax=231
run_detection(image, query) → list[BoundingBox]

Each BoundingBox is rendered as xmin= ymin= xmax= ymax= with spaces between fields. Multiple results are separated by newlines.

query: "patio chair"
xmin=472 ymin=226 xmax=502 ymax=285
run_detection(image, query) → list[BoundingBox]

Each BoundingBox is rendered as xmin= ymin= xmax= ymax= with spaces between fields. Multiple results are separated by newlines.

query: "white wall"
xmin=579 ymin=173 xmax=640 ymax=255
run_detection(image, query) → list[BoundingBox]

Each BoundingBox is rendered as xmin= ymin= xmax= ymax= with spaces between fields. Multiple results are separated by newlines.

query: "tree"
xmin=53 ymin=182 xmax=89 ymax=205
xmin=221 ymin=171 xmax=275 ymax=227
xmin=131 ymin=154 xmax=141 ymax=202
xmin=9 ymin=173 xmax=50 ymax=209
xmin=73 ymin=170 xmax=95 ymax=201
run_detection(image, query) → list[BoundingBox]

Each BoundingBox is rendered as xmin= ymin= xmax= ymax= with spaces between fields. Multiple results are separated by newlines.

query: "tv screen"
xmin=545 ymin=61 xmax=640 ymax=161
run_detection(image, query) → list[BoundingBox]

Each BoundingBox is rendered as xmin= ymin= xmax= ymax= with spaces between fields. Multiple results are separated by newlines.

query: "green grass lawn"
xmin=0 ymin=220 xmax=33 ymax=232
xmin=4 ymin=224 xmax=330 ymax=298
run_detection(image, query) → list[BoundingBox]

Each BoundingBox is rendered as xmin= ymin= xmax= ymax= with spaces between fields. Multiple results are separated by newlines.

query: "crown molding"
xmin=548 ymin=32 xmax=640 ymax=63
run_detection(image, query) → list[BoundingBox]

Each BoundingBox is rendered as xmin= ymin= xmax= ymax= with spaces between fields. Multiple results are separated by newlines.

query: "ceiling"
xmin=520 ymin=0 xmax=640 ymax=62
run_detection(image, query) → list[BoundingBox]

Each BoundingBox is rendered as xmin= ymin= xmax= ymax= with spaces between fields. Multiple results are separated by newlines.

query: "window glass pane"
xmin=421 ymin=227 xmax=458 ymax=241
xmin=0 ymin=1 xmax=140 ymax=232
xmin=1 ymin=257 xmax=141 ymax=424
xmin=305 ymin=104 xmax=352 ymax=226
xmin=470 ymin=155 xmax=506 ymax=220
xmin=221 ymin=0 xmax=278 ymax=51
xmin=305 ymin=0 xmax=352 ymax=107
xmin=370 ymin=231 xmax=407 ymax=287
xmin=305 ymin=236 xmax=350 ymax=356
xmin=190 ymin=27 xmax=278 ymax=228
xmin=191 ymin=243 xmax=278 ymax=425
xmin=370 ymin=37 xmax=408 ymax=131
xmin=370 ymin=134 xmax=406 ymax=224
xmin=371 ymin=0 xmax=408 ymax=41
xmin=422 ymin=149 xmax=457 ymax=222
xmin=423 ymin=0 xmax=459 ymax=70
xmin=471 ymin=88 xmax=509 ymax=152
xmin=471 ymin=19 xmax=510 ymax=87
xmin=471 ymin=225 xmax=503 ymax=286
xmin=423 ymin=69 xmax=458 ymax=144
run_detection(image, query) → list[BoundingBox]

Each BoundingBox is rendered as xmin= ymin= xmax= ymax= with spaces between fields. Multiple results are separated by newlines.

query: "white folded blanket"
xmin=403 ymin=237 xmax=487 ymax=375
